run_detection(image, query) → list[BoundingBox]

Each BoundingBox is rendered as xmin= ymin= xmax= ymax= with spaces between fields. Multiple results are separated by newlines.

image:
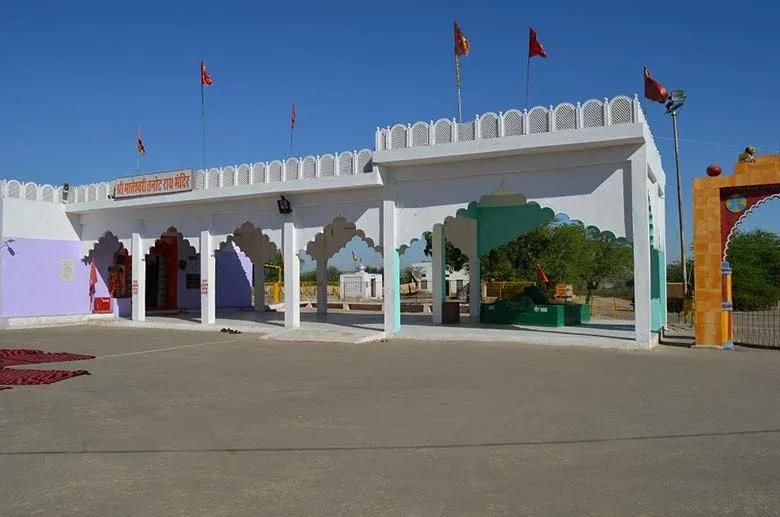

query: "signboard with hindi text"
xmin=114 ymin=169 xmax=193 ymax=199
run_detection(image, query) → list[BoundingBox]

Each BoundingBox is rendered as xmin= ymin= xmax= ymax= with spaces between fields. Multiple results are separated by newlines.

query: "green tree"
xmin=364 ymin=265 xmax=383 ymax=275
xmin=264 ymin=252 xmax=283 ymax=283
xmin=583 ymin=227 xmax=633 ymax=302
xmin=666 ymin=259 xmax=694 ymax=285
xmin=423 ymin=232 xmax=469 ymax=272
xmin=728 ymin=229 xmax=780 ymax=310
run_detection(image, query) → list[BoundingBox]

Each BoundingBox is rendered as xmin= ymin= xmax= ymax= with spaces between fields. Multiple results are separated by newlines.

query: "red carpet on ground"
xmin=0 ymin=368 xmax=90 ymax=385
xmin=0 ymin=349 xmax=95 ymax=368
xmin=0 ymin=349 xmax=94 ymax=387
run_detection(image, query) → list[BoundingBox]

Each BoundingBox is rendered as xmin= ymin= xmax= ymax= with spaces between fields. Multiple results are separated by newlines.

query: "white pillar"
xmin=283 ymin=220 xmax=300 ymax=328
xmin=382 ymin=199 xmax=400 ymax=334
xmin=317 ymin=239 xmax=329 ymax=315
xmin=200 ymin=230 xmax=216 ymax=324
xmin=432 ymin=223 xmax=445 ymax=325
xmin=630 ymin=149 xmax=652 ymax=348
xmin=253 ymin=261 xmax=265 ymax=312
xmin=131 ymin=232 xmax=146 ymax=322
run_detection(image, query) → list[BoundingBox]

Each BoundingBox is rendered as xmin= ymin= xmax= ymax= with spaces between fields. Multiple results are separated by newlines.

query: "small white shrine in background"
xmin=339 ymin=264 xmax=383 ymax=301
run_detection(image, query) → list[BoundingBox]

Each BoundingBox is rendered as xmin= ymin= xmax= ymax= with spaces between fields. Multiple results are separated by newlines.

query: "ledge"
xmin=63 ymin=171 xmax=384 ymax=214
xmin=373 ymin=124 xmax=645 ymax=167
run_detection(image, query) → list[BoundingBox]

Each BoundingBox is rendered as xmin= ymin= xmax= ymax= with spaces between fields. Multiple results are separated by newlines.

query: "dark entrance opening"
xmin=146 ymin=235 xmax=178 ymax=310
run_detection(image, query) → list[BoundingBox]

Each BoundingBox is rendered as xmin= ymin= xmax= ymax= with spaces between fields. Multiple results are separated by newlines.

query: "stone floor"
xmin=1 ymin=326 xmax=778 ymax=516
xmin=105 ymin=309 xmax=638 ymax=348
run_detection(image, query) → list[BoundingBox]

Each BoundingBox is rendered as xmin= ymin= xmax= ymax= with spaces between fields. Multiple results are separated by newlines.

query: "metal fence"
xmin=733 ymin=306 xmax=780 ymax=348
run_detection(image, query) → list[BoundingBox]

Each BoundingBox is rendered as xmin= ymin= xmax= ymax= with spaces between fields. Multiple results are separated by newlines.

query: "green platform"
xmin=480 ymin=299 xmax=591 ymax=328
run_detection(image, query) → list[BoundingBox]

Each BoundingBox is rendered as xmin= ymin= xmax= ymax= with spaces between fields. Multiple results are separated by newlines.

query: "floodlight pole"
xmin=667 ymin=90 xmax=688 ymax=300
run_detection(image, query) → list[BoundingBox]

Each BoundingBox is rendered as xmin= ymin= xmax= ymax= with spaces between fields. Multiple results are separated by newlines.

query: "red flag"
xmin=535 ymin=263 xmax=549 ymax=284
xmin=200 ymin=60 xmax=213 ymax=86
xmin=643 ymin=66 xmax=667 ymax=104
xmin=454 ymin=20 xmax=470 ymax=56
xmin=529 ymin=28 xmax=547 ymax=58
xmin=137 ymin=128 xmax=145 ymax=155
xmin=290 ymin=100 xmax=296 ymax=129
xmin=89 ymin=257 xmax=98 ymax=296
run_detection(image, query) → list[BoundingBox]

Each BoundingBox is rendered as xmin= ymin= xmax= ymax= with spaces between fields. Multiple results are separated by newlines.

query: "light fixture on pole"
xmin=665 ymin=89 xmax=689 ymax=299
xmin=277 ymin=195 xmax=292 ymax=215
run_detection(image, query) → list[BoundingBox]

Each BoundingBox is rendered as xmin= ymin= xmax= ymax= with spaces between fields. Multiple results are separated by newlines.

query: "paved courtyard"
xmin=1 ymin=326 xmax=780 ymax=516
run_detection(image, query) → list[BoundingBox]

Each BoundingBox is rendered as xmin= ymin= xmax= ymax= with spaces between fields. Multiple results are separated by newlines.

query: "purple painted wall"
xmin=1 ymin=238 xmax=91 ymax=318
xmin=216 ymin=245 xmax=252 ymax=308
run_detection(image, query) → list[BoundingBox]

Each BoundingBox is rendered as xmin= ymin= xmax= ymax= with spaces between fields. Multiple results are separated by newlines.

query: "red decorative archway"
xmin=720 ymin=184 xmax=780 ymax=260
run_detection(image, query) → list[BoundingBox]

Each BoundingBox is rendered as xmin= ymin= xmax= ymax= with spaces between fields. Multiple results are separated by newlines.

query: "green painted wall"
xmin=455 ymin=202 xmax=556 ymax=258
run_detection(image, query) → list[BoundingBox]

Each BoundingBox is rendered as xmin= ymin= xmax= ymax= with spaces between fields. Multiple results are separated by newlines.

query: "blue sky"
xmin=2 ymin=0 xmax=779 ymax=272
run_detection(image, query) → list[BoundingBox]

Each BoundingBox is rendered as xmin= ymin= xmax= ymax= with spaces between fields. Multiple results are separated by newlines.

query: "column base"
xmin=692 ymin=343 xmax=736 ymax=350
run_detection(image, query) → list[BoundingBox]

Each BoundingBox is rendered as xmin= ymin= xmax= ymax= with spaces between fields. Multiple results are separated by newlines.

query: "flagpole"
xmin=289 ymin=124 xmax=294 ymax=157
xmin=200 ymin=79 xmax=207 ymax=171
xmin=136 ymin=151 xmax=140 ymax=175
xmin=524 ymin=56 xmax=531 ymax=110
xmin=455 ymin=54 xmax=463 ymax=123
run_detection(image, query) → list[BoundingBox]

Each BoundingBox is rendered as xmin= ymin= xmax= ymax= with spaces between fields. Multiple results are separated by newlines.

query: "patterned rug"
xmin=0 ymin=368 xmax=90 ymax=385
xmin=0 ymin=349 xmax=94 ymax=368
xmin=0 ymin=349 xmax=94 ymax=386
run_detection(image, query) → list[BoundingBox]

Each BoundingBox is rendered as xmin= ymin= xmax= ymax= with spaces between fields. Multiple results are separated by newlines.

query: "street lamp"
xmin=666 ymin=89 xmax=690 ymax=300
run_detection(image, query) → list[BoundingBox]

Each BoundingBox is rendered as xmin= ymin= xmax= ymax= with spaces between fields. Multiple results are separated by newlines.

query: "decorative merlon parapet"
xmin=1 ymin=94 xmax=652 ymax=205
xmin=1 ymin=149 xmax=375 ymax=205
xmin=375 ymin=95 xmax=643 ymax=151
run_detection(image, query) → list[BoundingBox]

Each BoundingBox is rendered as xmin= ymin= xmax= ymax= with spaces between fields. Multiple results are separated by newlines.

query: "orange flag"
xmin=535 ymin=263 xmax=549 ymax=284
xmin=528 ymin=28 xmax=547 ymax=58
xmin=454 ymin=20 xmax=470 ymax=56
xmin=643 ymin=66 xmax=668 ymax=104
xmin=201 ymin=60 xmax=213 ymax=86
xmin=137 ymin=128 xmax=145 ymax=155
xmin=89 ymin=256 xmax=98 ymax=296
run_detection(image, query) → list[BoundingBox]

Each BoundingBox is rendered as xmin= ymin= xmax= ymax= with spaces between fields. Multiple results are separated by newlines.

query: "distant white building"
xmin=339 ymin=264 xmax=383 ymax=300
xmin=410 ymin=261 xmax=469 ymax=298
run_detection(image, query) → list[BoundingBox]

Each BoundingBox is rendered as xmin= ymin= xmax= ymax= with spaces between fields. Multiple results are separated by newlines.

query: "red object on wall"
xmin=93 ymin=297 xmax=112 ymax=313
xmin=706 ymin=164 xmax=722 ymax=177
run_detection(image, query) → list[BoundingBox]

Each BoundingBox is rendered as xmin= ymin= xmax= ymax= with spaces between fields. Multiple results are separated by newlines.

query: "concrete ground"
xmin=1 ymin=326 xmax=780 ymax=516
xmin=105 ymin=309 xmax=637 ymax=348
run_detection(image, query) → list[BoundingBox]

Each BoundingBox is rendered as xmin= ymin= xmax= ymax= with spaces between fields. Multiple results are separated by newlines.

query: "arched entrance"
xmin=692 ymin=153 xmax=780 ymax=347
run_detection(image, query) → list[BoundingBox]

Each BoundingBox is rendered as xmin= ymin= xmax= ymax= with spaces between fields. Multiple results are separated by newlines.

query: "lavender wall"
xmin=216 ymin=246 xmax=252 ymax=308
xmin=1 ymin=238 xmax=91 ymax=318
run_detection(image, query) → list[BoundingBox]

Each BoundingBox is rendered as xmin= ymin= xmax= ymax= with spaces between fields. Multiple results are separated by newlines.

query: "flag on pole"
xmin=89 ymin=256 xmax=98 ymax=296
xmin=454 ymin=20 xmax=470 ymax=57
xmin=352 ymin=251 xmax=358 ymax=263
xmin=290 ymin=101 xmax=296 ymax=129
xmin=453 ymin=20 xmax=470 ymax=122
xmin=201 ymin=60 xmax=213 ymax=86
xmin=137 ymin=128 xmax=145 ymax=155
xmin=528 ymin=28 xmax=547 ymax=58
xmin=643 ymin=66 xmax=668 ymax=103
xmin=535 ymin=263 xmax=549 ymax=284
xmin=525 ymin=27 xmax=547 ymax=109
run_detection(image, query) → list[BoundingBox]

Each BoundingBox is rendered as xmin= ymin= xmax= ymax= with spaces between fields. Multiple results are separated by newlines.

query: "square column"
xmin=629 ymin=150 xmax=652 ymax=348
xmin=253 ymin=261 xmax=265 ymax=312
xmin=131 ymin=232 xmax=146 ymax=322
xmin=283 ymin=220 xmax=300 ymax=329
xmin=469 ymin=255 xmax=481 ymax=323
xmin=200 ymin=230 xmax=216 ymax=324
xmin=317 ymin=239 xmax=329 ymax=316
xmin=382 ymin=199 xmax=400 ymax=334
xmin=432 ymin=223 xmax=446 ymax=325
